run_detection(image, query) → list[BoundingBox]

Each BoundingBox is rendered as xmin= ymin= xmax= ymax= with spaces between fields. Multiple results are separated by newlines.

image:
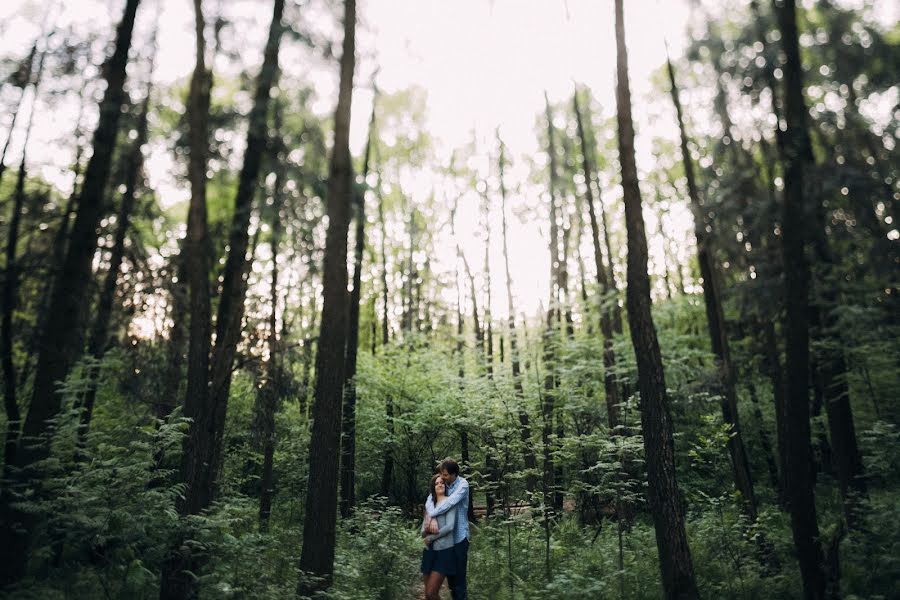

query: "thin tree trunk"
xmin=159 ymin=0 xmax=213 ymax=596
xmin=498 ymin=133 xmax=537 ymax=493
xmin=613 ymin=1 xmax=698 ymax=597
xmin=20 ymin=78 xmax=92 ymax=392
xmin=0 ymin=0 xmax=141 ymax=586
xmin=340 ymin=92 xmax=376 ymax=518
xmin=297 ymin=0 xmax=356 ymax=593
xmin=378 ymin=167 xmax=390 ymax=347
xmin=1 ymin=41 xmax=46 ymax=473
xmin=78 ymin=51 xmax=156 ymax=442
xmin=665 ymin=53 xmax=758 ymax=519
xmin=259 ymin=137 xmax=285 ymax=532
xmin=482 ymin=189 xmax=494 ymax=378
xmin=205 ymin=0 xmax=285 ymax=501
xmin=542 ymin=93 xmax=562 ymax=513
xmin=773 ymin=0 xmax=826 ymax=596
xmin=573 ymin=89 xmax=622 ymax=433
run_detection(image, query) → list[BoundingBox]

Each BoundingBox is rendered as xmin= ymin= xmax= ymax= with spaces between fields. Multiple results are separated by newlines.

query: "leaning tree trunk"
xmin=0 ymin=0 xmax=141 ymax=586
xmin=1 ymin=40 xmax=46 ymax=473
xmin=340 ymin=92 xmax=376 ymax=519
xmin=665 ymin=55 xmax=758 ymax=520
xmin=297 ymin=0 xmax=356 ymax=594
xmin=159 ymin=0 xmax=213 ymax=597
xmin=498 ymin=133 xmax=538 ymax=493
xmin=613 ymin=1 xmax=698 ymax=597
xmin=205 ymin=0 xmax=285 ymax=502
xmin=773 ymin=0 xmax=827 ymax=597
xmin=78 ymin=53 xmax=156 ymax=443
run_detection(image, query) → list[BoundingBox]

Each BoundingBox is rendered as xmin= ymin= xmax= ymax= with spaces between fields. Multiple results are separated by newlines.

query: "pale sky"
xmin=3 ymin=0 xmax=893 ymax=324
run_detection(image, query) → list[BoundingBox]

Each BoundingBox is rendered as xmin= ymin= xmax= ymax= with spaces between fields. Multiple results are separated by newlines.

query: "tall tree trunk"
xmin=1 ymin=40 xmax=46 ymax=473
xmin=340 ymin=93 xmax=376 ymax=518
xmin=378 ymin=175 xmax=393 ymax=495
xmin=773 ymin=0 xmax=826 ymax=596
xmin=159 ymin=0 xmax=213 ymax=597
xmin=20 ymin=77 xmax=92 ymax=392
xmin=377 ymin=167 xmax=390 ymax=347
xmin=78 ymin=52 xmax=156 ymax=442
xmin=297 ymin=0 xmax=356 ymax=594
xmin=258 ymin=137 xmax=285 ymax=532
xmin=482 ymin=189 xmax=494 ymax=378
xmin=573 ymin=89 xmax=622 ymax=434
xmin=542 ymin=93 xmax=562 ymax=513
xmin=0 ymin=0 xmax=141 ymax=586
xmin=613 ymin=2 xmax=698 ymax=597
xmin=665 ymin=54 xmax=758 ymax=520
xmin=498 ymin=133 xmax=537 ymax=493
xmin=205 ymin=0 xmax=285 ymax=498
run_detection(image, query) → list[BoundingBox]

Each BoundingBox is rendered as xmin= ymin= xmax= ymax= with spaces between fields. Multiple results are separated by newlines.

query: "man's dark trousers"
xmin=447 ymin=538 xmax=469 ymax=600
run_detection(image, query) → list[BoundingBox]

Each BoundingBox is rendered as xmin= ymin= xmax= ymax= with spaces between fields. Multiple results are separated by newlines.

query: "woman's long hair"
xmin=429 ymin=474 xmax=443 ymax=505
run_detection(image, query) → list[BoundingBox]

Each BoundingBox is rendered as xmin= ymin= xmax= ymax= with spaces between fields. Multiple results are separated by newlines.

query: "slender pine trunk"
xmin=773 ymin=0 xmax=826 ymax=596
xmin=340 ymin=93 xmax=376 ymax=518
xmin=297 ymin=0 xmax=356 ymax=593
xmin=614 ymin=1 xmax=698 ymax=596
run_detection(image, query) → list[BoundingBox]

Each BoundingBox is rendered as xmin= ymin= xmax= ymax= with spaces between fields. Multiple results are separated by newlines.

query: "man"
xmin=425 ymin=458 xmax=470 ymax=600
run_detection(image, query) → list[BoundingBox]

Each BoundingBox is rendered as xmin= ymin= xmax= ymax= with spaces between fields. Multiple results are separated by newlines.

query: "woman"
xmin=420 ymin=473 xmax=456 ymax=600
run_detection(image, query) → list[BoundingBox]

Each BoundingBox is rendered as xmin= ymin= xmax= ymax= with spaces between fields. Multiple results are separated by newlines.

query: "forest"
xmin=0 ymin=0 xmax=898 ymax=598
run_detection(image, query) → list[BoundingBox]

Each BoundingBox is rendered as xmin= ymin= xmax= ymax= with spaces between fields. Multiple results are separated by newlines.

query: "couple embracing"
xmin=419 ymin=458 xmax=470 ymax=600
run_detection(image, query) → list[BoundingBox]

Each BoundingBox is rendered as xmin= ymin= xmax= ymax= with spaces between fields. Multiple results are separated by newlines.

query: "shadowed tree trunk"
xmin=665 ymin=53 xmax=758 ymax=520
xmin=158 ymin=0 xmax=213 ymax=597
xmin=1 ymin=39 xmax=46 ymax=473
xmin=542 ymin=92 xmax=562 ymax=513
xmin=377 ymin=164 xmax=390 ymax=347
xmin=613 ymin=1 xmax=699 ymax=597
xmin=258 ymin=131 xmax=285 ymax=531
xmin=21 ymin=77 xmax=92 ymax=390
xmin=297 ymin=0 xmax=356 ymax=594
xmin=773 ymin=0 xmax=827 ymax=596
xmin=205 ymin=0 xmax=285 ymax=501
xmin=498 ymin=133 xmax=537 ymax=493
xmin=78 ymin=48 xmax=157 ymax=442
xmin=340 ymin=91 xmax=376 ymax=518
xmin=0 ymin=0 xmax=141 ymax=586
xmin=573 ymin=89 xmax=622 ymax=434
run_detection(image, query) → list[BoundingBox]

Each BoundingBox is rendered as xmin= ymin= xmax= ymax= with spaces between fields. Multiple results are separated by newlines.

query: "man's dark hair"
xmin=440 ymin=458 xmax=460 ymax=476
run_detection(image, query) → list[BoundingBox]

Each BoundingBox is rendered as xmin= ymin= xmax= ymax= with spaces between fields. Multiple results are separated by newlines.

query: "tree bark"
xmin=297 ymin=0 xmax=356 ymax=594
xmin=573 ymin=89 xmax=622 ymax=434
xmin=1 ymin=40 xmax=46 ymax=473
xmin=0 ymin=0 xmax=141 ymax=586
xmin=159 ymin=0 xmax=213 ymax=597
xmin=78 ymin=56 xmax=156 ymax=442
xmin=613 ymin=1 xmax=699 ymax=597
xmin=665 ymin=54 xmax=758 ymax=520
xmin=258 ymin=135 xmax=285 ymax=532
xmin=773 ymin=0 xmax=827 ymax=596
xmin=498 ymin=133 xmax=537 ymax=493
xmin=205 ymin=0 xmax=285 ymax=502
xmin=340 ymin=92 xmax=376 ymax=518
